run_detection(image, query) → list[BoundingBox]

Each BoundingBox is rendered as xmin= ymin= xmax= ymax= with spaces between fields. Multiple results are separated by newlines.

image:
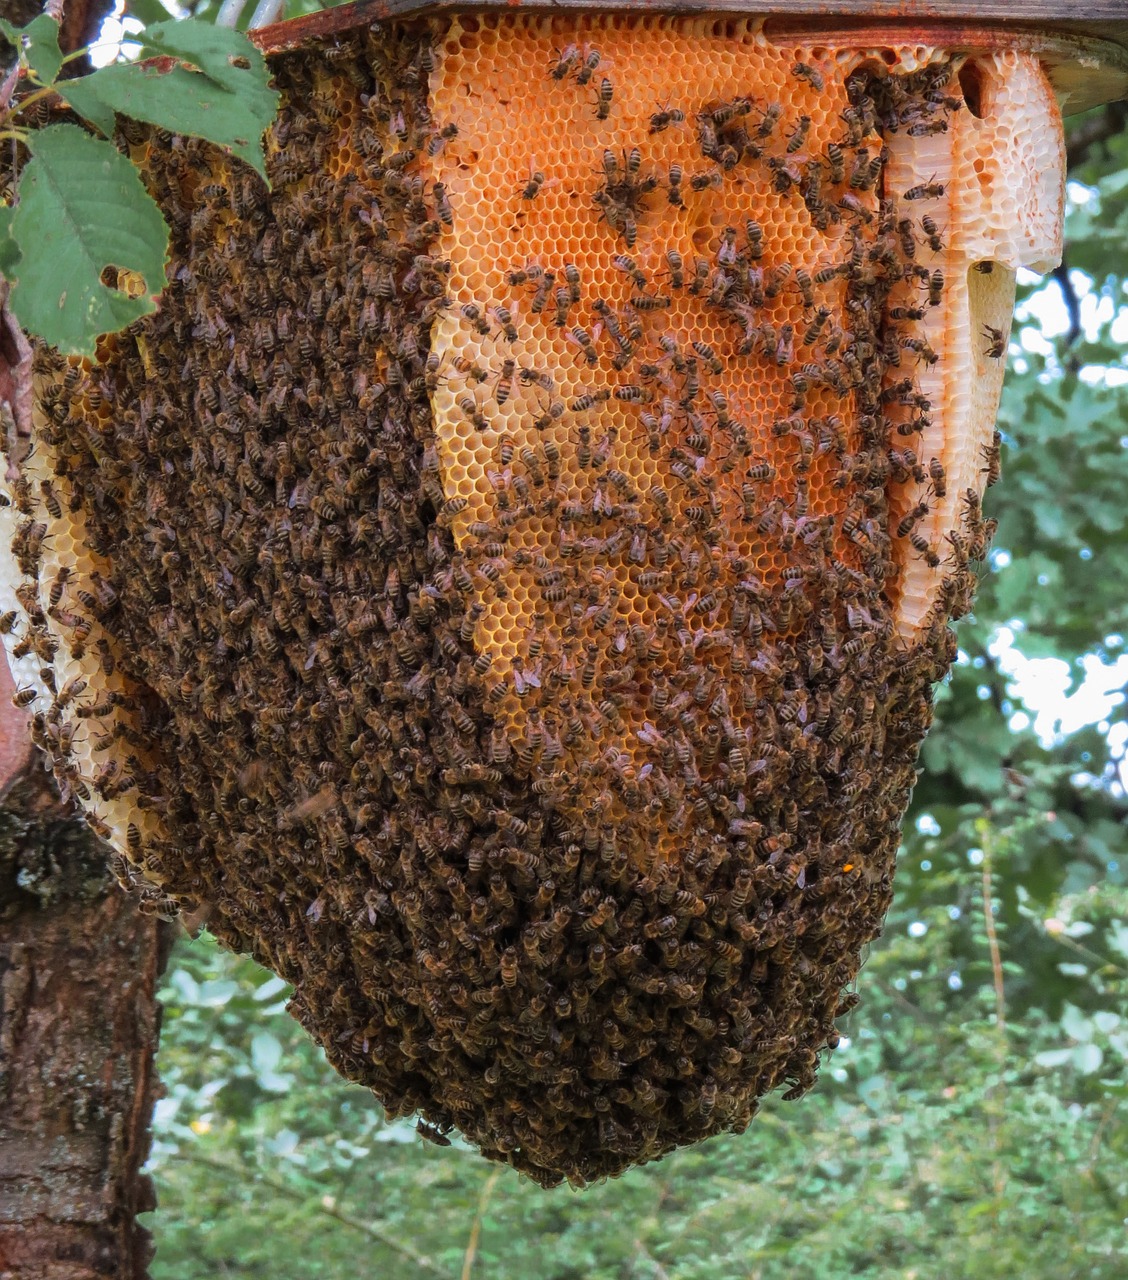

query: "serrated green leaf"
xmin=58 ymin=20 xmax=278 ymax=179
xmin=0 ymin=206 xmax=20 ymax=277
xmin=0 ymin=14 xmax=63 ymax=85
xmin=138 ymin=18 xmax=265 ymax=87
xmin=56 ymin=78 xmax=118 ymax=139
xmin=7 ymin=124 xmax=168 ymax=356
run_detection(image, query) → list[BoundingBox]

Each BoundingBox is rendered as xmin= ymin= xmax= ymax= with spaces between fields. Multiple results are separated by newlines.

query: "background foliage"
xmin=54 ymin=7 xmax=1128 ymax=1276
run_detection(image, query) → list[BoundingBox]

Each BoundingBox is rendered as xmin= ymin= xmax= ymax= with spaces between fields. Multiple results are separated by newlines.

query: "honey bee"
xmin=650 ymin=104 xmax=686 ymax=133
xmin=39 ymin=480 xmax=62 ymax=520
xmin=792 ymin=60 xmax=825 ymax=91
xmin=529 ymin=272 xmax=555 ymax=314
xmin=490 ymin=304 xmax=518 ymax=343
xmin=896 ymin=501 xmax=930 ymax=538
xmin=459 ymin=302 xmax=491 ymax=336
xmin=982 ymin=324 xmax=1006 ymax=359
xmin=576 ymin=47 xmax=601 ymax=86
xmin=557 ymin=262 xmax=580 ymax=308
xmin=690 ymin=168 xmax=722 ymax=193
xmin=610 ymin=253 xmax=646 ymax=290
xmin=756 ymin=102 xmax=783 ymax=139
xmin=908 ymin=117 xmax=950 ymax=137
xmin=568 ymin=327 xmax=599 ymax=365
xmin=549 ymin=44 xmax=579 ymax=80
xmin=904 ymin=180 xmax=946 ymax=201
xmin=981 ymin=429 xmax=1002 ymax=486
xmin=901 ymin=335 xmax=939 ymax=364
xmin=910 ymin=531 xmax=940 ymax=565
xmin=928 ymin=268 xmax=945 ymax=306
xmin=631 ymin=292 xmax=670 ymax=312
xmin=786 ymin=114 xmax=811 ymax=153
xmin=826 ymin=143 xmax=846 ymax=185
xmin=432 ymin=181 xmax=453 ymax=226
xmin=596 ymin=77 xmax=614 ymax=120
xmin=921 ymin=213 xmax=944 ymax=252
xmin=522 ymin=167 xmax=545 ymax=200
xmin=506 ymin=262 xmax=545 ymax=287
xmin=426 ymin=121 xmax=459 ymax=157
xmin=457 ymin=395 xmax=488 ymax=431
xmin=571 ymin=389 xmax=611 ymax=412
xmin=667 ymin=163 xmax=685 ymax=208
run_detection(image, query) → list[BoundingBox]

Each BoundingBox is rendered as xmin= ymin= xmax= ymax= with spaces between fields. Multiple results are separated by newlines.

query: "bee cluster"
xmin=3 ymin=17 xmax=1002 ymax=1187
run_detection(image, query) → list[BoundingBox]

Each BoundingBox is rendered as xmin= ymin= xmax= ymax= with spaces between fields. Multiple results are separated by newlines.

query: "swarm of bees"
xmin=1 ymin=18 xmax=1000 ymax=1189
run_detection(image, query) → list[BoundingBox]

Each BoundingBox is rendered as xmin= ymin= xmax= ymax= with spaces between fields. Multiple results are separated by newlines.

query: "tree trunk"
xmin=1 ymin=26 xmax=170 ymax=1255
xmin=0 ymin=766 xmax=174 ymax=1280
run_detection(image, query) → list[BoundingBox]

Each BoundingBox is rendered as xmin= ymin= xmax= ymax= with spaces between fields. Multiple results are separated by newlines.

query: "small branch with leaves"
xmin=0 ymin=9 xmax=279 ymax=355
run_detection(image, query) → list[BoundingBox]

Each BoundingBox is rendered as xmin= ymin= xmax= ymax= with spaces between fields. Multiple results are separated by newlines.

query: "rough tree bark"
xmin=0 ymin=766 xmax=174 ymax=1280
xmin=1 ymin=0 xmax=174 ymax=1249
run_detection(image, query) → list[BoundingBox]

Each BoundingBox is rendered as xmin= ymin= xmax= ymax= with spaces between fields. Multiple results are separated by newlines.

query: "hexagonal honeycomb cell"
xmin=0 ymin=15 xmax=1063 ymax=1187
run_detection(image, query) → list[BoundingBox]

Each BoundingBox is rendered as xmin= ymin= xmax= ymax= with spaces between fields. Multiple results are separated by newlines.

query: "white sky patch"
xmin=988 ymin=626 xmax=1128 ymax=746
xmin=1015 ymin=267 xmax=1128 ymax=386
xmin=90 ymin=0 xmax=187 ymax=66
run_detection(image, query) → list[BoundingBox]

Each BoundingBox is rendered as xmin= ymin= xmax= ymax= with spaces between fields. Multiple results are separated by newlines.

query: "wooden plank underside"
xmin=254 ymin=3 xmax=1128 ymax=113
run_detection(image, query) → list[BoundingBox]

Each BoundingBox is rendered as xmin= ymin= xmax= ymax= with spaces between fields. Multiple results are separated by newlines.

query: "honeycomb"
xmin=0 ymin=16 xmax=1063 ymax=1186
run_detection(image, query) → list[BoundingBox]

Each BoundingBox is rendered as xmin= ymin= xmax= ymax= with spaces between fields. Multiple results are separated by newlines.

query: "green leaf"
xmin=0 ymin=15 xmax=63 ymax=86
xmin=251 ymin=1031 xmax=283 ymax=1075
xmin=1033 ymin=1048 xmax=1073 ymax=1067
xmin=0 ymin=207 xmax=20 ymax=278
xmin=7 ymin=125 xmax=168 ymax=356
xmin=59 ymin=20 xmax=278 ymax=179
xmin=1072 ymin=1042 xmax=1104 ymax=1074
xmin=1060 ymin=1004 xmax=1093 ymax=1042
xmin=197 ymin=978 xmax=239 ymax=1007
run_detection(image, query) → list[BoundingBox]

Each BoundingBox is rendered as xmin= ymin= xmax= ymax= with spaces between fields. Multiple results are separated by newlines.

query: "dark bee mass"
xmin=6 ymin=28 xmax=993 ymax=1190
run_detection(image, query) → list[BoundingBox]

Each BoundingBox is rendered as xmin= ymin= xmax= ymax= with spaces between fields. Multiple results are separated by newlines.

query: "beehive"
xmin=0 ymin=13 xmax=1065 ymax=1186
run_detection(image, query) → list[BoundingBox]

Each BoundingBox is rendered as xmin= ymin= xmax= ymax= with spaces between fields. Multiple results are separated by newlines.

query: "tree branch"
xmin=1066 ymin=103 xmax=1128 ymax=173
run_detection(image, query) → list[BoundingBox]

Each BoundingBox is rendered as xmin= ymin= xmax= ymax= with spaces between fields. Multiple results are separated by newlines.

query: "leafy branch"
xmin=0 ymin=8 xmax=278 ymax=355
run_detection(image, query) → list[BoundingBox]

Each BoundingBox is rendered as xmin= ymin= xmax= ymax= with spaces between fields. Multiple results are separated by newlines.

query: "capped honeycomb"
xmin=0 ymin=15 xmax=1062 ymax=1186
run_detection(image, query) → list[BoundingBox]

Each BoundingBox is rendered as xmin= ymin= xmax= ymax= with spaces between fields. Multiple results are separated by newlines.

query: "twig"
xmin=215 ymin=0 xmax=251 ymax=29
xmin=460 ymin=1167 xmax=500 ymax=1280
xmin=981 ymin=861 xmax=1006 ymax=1034
xmin=872 ymin=977 xmax=940 ymax=1026
xmin=248 ymin=0 xmax=285 ymax=28
xmin=1083 ymin=1097 xmax=1120 ymax=1174
xmin=980 ymin=840 xmax=1008 ymax=1201
xmin=631 ymin=1239 xmax=671 ymax=1280
xmin=1052 ymin=262 xmax=1082 ymax=351
xmin=0 ymin=64 xmax=19 ymax=119
xmin=167 ymin=1150 xmax=451 ymax=1278
xmin=0 ymin=280 xmax=35 ymax=482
